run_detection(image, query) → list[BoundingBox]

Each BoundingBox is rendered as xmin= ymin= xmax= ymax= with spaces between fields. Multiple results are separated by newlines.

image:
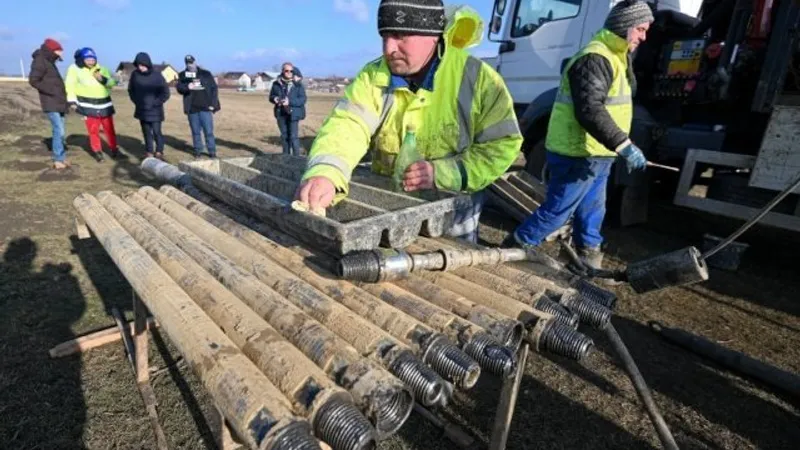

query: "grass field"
xmin=1 ymin=80 xmax=799 ymax=450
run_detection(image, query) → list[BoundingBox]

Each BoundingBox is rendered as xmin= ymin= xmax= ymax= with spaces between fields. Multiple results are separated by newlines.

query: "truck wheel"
xmin=523 ymin=135 xmax=547 ymax=182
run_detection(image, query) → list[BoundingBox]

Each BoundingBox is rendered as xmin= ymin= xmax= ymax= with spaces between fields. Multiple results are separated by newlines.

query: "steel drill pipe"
xmin=148 ymin=186 xmax=481 ymax=392
xmin=73 ymin=193 xmax=320 ymax=450
xmin=98 ymin=192 xmax=377 ymax=450
xmin=123 ymin=192 xmax=413 ymax=437
xmin=417 ymin=237 xmax=619 ymax=310
xmin=159 ymin=185 xmax=593 ymax=363
xmin=393 ymin=277 xmax=524 ymax=351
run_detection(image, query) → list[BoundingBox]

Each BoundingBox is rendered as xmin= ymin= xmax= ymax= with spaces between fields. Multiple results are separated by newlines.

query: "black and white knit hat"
xmin=604 ymin=0 xmax=654 ymax=38
xmin=378 ymin=0 xmax=446 ymax=36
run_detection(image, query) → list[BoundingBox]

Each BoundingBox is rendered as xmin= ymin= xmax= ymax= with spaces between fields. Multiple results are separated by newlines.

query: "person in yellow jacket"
xmin=509 ymin=0 xmax=653 ymax=272
xmin=65 ymin=47 xmax=119 ymax=162
xmin=295 ymin=0 xmax=522 ymax=242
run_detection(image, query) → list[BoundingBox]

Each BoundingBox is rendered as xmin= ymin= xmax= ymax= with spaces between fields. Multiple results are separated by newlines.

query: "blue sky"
xmin=1 ymin=0 xmax=499 ymax=77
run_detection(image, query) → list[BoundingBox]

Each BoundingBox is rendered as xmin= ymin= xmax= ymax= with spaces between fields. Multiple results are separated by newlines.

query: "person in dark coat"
xmin=127 ymin=52 xmax=170 ymax=160
xmin=269 ymin=62 xmax=307 ymax=156
xmin=176 ymin=55 xmax=220 ymax=158
xmin=28 ymin=38 xmax=70 ymax=170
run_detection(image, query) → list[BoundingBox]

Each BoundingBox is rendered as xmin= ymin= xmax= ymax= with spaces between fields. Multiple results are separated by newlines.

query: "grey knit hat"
xmin=604 ymin=0 xmax=654 ymax=38
xmin=378 ymin=0 xmax=446 ymax=36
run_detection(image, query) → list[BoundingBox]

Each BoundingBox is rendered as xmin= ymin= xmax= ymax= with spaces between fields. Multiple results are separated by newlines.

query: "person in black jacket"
xmin=28 ymin=38 xmax=70 ymax=170
xmin=176 ymin=55 xmax=220 ymax=158
xmin=269 ymin=62 xmax=306 ymax=156
xmin=127 ymin=52 xmax=170 ymax=160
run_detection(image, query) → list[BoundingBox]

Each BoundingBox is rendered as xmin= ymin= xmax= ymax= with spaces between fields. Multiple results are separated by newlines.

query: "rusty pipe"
xmin=73 ymin=193 xmax=321 ymax=450
xmin=123 ymin=191 xmax=413 ymax=438
xmin=98 ymin=191 xmax=377 ymax=450
xmin=148 ymin=185 xmax=481 ymax=391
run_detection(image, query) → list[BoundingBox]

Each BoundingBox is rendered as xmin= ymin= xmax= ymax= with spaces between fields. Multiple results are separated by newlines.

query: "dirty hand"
xmin=617 ymin=142 xmax=647 ymax=173
xmin=403 ymin=161 xmax=435 ymax=192
xmin=296 ymin=176 xmax=335 ymax=211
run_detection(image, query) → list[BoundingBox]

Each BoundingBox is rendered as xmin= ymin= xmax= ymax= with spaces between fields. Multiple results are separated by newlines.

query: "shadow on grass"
xmin=0 ymin=237 xmax=87 ymax=448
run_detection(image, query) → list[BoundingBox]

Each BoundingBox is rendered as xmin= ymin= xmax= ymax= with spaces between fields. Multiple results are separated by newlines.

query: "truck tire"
xmin=523 ymin=134 xmax=547 ymax=182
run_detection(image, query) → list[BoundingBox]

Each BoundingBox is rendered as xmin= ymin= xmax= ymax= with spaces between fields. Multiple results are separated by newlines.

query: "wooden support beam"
xmin=48 ymin=318 xmax=157 ymax=358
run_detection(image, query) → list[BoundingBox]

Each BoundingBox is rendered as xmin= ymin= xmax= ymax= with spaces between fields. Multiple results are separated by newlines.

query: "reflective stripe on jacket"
xmin=545 ymin=29 xmax=632 ymax=158
xmin=65 ymin=64 xmax=117 ymax=117
xmin=302 ymin=5 xmax=522 ymax=203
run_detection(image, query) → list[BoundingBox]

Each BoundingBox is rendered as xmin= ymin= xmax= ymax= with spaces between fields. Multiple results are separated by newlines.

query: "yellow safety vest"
xmin=546 ymin=29 xmax=632 ymax=158
xmin=302 ymin=5 xmax=522 ymax=203
xmin=65 ymin=64 xmax=117 ymax=117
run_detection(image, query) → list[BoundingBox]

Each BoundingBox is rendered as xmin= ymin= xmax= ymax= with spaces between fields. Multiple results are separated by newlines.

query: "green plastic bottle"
xmin=392 ymin=124 xmax=421 ymax=192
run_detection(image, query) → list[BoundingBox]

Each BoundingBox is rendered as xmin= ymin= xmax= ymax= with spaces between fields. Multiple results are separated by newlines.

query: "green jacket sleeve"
xmin=432 ymin=62 xmax=522 ymax=193
xmin=302 ymin=64 xmax=382 ymax=203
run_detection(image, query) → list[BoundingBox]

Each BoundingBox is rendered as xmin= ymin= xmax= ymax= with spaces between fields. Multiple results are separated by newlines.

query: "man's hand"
xmin=93 ymin=71 xmax=104 ymax=82
xmin=617 ymin=142 xmax=647 ymax=173
xmin=281 ymin=98 xmax=289 ymax=106
xmin=403 ymin=161 xmax=435 ymax=192
xmin=296 ymin=176 xmax=336 ymax=210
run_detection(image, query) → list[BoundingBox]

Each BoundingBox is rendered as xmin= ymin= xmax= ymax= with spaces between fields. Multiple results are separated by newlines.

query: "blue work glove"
xmin=618 ymin=142 xmax=647 ymax=173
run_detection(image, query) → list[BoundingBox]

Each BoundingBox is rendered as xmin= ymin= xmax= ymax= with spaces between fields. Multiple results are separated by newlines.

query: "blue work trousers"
xmin=515 ymin=152 xmax=614 ymax=249
xmin=188 ymin=111 xmax=216 ymax=157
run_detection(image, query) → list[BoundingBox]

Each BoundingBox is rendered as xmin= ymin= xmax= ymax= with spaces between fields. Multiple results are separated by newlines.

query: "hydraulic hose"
xmin=606 ymin=322 xmax=679 ymax=450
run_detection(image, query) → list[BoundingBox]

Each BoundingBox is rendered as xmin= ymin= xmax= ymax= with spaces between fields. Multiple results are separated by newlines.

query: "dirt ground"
xmin=1 ymin=80 xmax=798 ymax=450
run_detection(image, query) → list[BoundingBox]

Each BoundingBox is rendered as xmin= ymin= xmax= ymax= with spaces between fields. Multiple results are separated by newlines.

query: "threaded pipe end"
xmin=486 ymin=320 xmax=524 ymax=352
xmin=314 ymin=398 xmax=377 ymax=450
xmin=572 ymin=278 xmax=617 ymax=310
xmin=337 ymin=251 xmax=380 ymax=282
xmin=263 ymin=420 xmax=322 ymax=450
xmin=560 ymin=295 xmax=612 ymax=330
xmin=533 ymin=296 xmax=579 ymax=328
xmin=369 ymin=384 xmax=414 ymax=439
xmin=463 ymin=333 xmax=517 ymax=378
xmin=388 ymin=351 xmax=446 ymax=407
xmin=536 ymin=320 xmax=594 ymax=361
xmin=424 ymin=336 xmax=481 ymax=390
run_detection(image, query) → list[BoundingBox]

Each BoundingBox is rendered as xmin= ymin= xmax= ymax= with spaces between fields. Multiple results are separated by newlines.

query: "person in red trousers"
xmin=65 ymin=47 xmax=119 ymax=162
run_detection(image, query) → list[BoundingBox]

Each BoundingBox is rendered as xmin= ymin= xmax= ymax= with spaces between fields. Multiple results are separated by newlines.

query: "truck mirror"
xmin=490 ymin=16 xmax=503 ymax=34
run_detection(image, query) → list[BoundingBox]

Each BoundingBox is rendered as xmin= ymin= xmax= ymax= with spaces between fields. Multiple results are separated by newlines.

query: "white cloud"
xmin=334 ymin=0 xmax=369 ymax=23
xmin=232 ymin=48 xmax=301 ymax=61
xmin=0 ymin=26 xmax=14 ymax=41
xmin=210 ymin=0 xmax=233 ymax=14
xmin=50 ymin=32 xmax=71 ymax=42
xmin=90 ymin=0 xmax=130 ymax=11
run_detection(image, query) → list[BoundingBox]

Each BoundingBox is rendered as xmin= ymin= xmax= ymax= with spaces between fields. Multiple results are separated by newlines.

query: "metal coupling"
xmin=388 ymin=350 xmax=447 ymax=407
xmin=462 ymin=332 xmax=517 ymax=378
xmin=313 ymin=397 xmax=377 ymax=450
xmin=422 ymin=335 xmax=481 ymax=390
xmin=532 ymin=296 xmax=579 ymax=328
xmin=570 ymin=278 xmax=618 ymax=310
xmin=337 ymin=249 xmax=412 ymax=282
xmin=531 ymin=318 xmax=594 ymax=362
xmin=560 ymin=292 xmax=612 ymax=330
xmin=262 ymin=420 xmax=322 ymax=450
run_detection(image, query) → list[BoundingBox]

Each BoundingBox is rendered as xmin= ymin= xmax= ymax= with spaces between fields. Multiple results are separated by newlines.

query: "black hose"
xmin=605 ymin=322 xmax=680 ymax=450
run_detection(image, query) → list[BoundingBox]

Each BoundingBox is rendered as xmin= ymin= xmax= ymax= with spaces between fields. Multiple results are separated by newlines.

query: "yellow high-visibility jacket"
xmin=302 ymin=5 xmax=522 ymax=204
xmin=65 ymin=63 xmax=117 ymax=117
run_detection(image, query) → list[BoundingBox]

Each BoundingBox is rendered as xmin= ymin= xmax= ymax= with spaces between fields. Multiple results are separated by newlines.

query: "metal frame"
xmin=673 ymin=149 xmax=800 ymax=232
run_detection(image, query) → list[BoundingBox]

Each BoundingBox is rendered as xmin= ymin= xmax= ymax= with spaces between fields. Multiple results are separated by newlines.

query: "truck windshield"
xmin=511 ymin=0 xmax=582 ymax=38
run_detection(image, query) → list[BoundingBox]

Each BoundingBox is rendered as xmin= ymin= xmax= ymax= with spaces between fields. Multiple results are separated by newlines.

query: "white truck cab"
xmin=485 ymin=0 xmax=702 ymax=143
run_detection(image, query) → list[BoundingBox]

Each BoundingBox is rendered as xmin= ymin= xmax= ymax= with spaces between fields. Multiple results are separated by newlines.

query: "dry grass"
xmin=1 ymin=81 xmax=799 ymax=450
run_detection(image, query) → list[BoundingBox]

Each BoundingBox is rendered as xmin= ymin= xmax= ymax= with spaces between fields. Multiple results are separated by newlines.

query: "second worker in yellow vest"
xmin=295 ymin=0 xmax=522 ymax=242
xmin=510 ymin=0 xmax=653 ymax=273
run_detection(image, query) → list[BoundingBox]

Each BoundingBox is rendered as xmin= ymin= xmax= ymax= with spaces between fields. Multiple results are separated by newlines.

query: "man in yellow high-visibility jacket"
xmin=510 ymin=0 xmax=653 ymax=271
xmin=295 ymin=0 xmax=522 ymax=242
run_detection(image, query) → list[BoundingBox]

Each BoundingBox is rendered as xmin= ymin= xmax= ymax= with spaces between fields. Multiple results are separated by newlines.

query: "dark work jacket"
xmin=29 ymin=45 xmax=67 ymax=113
xmin=176 ymin=67 xmax=220 ymax=114
xmin=127 ymin=52 xmax=170 ymax=122
xmin=269 ymin=78 xmax=306 ymax=121
xmin=567 ymin=53 xmax=635 ymax=151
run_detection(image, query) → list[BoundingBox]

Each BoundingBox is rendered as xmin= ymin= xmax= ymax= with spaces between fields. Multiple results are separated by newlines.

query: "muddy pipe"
xmin=98 ymin=192 xmax=377 ymax=450
xmin=73 ymin=193 xmax=321 ymax=450
xmin=145 ymin=186 xmax=481 ymax=391
xmin=122 ymin=192 xmax=413 ymax=438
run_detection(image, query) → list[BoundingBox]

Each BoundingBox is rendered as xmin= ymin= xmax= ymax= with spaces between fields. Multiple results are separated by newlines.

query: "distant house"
xmin=253 ymin=71 xmax=279 ymax=91
xmin=115 ymin=61 xmax=179 ymax=86
xmin=217 ymin=72 xmax=249 ymax=89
